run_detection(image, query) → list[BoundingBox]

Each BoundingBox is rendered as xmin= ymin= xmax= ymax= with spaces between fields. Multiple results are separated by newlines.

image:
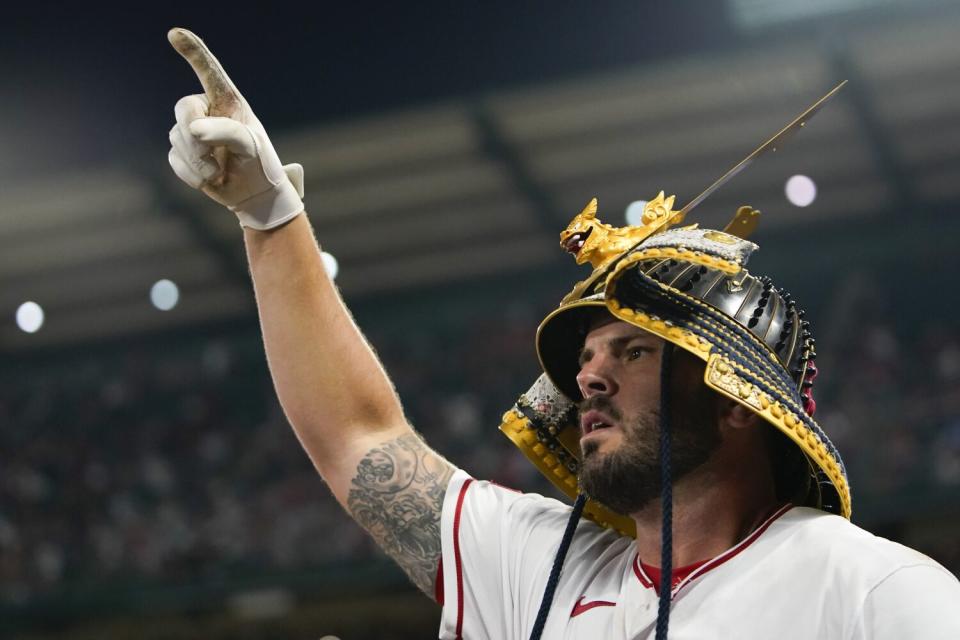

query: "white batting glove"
xmin=167 ymin=28 xmax=305 ymax=231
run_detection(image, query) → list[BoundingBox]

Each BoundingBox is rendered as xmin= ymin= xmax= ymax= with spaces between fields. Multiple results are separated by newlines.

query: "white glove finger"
xmin=174 ymin=94 xmax=210 ymax=129
xmin=168 ymin=147 xmax=205 ymax=190
xmin=169 ymin=121 xmax=210 ymax=157
xmin=174 ymin=95 xmax=218 ymax=164
xmin=168 ymin=28 xmax=245 ymax=119
xmin=168 ymin=124 xmax=218 ymax=181
xmin=188 ymin=117 xmax=257 ymax=157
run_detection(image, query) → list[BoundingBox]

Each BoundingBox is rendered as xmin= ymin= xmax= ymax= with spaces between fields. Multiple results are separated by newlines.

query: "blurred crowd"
xmin=1 ymin=274 xmax=959 ymax=608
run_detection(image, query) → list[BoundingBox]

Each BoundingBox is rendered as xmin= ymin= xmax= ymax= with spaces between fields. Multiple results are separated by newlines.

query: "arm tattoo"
xmin=347 ymin=433 xmax=455 ymax=597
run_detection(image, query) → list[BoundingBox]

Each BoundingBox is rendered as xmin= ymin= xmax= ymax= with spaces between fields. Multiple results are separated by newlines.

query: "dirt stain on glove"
xmin=168 ymin=28 xmax=242 ymax=186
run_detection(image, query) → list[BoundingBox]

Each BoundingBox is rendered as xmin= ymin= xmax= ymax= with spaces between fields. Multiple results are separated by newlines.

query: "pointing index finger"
xmin=168 ymin=28 xmax=242 ymax=118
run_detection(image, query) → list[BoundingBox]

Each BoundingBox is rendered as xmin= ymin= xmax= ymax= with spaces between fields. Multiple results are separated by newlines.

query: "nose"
xmin=576 ymin=354 xmax=618 ymax=398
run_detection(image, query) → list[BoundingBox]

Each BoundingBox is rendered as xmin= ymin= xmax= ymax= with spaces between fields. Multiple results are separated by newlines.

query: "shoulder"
xmin=755 ymin=507 xmax=960 ymax=637
xmin=445 ymin=471 xmax=625 ymax=556
xmin=772 ymin=507 xmax=956 ymax=585
xmin=449 ymin=472 xmax=591 ymax=532
xmin=438 ymin=474 xmax=634 ymax=639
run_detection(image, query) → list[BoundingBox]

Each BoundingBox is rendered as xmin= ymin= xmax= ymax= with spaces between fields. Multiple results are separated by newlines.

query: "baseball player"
xmin=166 ymin=29 xmax=960 ymax=639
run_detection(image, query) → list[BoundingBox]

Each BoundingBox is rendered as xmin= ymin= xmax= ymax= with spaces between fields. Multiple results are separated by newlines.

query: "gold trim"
xmin=732 ymin=275 xmax=757 ymax=318
xmin=700 ymin=270 xmax=727 ymax=299
xmin=706 ymin=356 xmax=764 ymax=412
xmin=499 ymin=409 xmax=579 ymax=494
xmin=667 ymin=263 xmax=699 ymax=287
xmin=703 ymin=354 xmax=850 ymax=518
xmin=722 ymin=205 xmax=761 ymax=240
xmin=726 ymin=268 xmax=750 ymax=293
xmin=703 ymin=230 xmax=740 ymax=245
xmin=643 ymin=258 xmax=672 ymax=277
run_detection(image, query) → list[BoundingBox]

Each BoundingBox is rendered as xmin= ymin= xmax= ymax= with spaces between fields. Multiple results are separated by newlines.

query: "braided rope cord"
xmin=528 ymin=493 xmax=588 ymax=640
xmin=655 ymin=343 xmax=675 ymax=640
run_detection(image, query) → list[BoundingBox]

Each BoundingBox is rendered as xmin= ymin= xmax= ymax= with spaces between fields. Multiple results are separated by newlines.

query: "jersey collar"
xmin=632 ymin=503 xmax=793 ymax=598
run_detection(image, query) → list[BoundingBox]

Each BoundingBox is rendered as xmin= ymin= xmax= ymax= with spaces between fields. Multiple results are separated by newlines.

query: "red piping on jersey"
xmin=453 ymin=478 xmax=474 ymax=640
xmin=632 ymin=503 xmax=793 ymax=598
xmin=436 ymin=559 xmax=444 ymax=604
xmin=639 ymin=558 xmax=709 ymax=596
xmin=489 ymin=480 xmax=522 ymax=494
xmin=570 ymin=595 xmax=617 ymax=617
xmin=633 ymin=560 xmax=655 ymax=589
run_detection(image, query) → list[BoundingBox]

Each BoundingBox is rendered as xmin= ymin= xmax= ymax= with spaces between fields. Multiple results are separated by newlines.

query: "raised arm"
xmin=166 ymin=28 xmax=454 ymax=598
xmin=244 ymin=216 xmax=455 ymax=595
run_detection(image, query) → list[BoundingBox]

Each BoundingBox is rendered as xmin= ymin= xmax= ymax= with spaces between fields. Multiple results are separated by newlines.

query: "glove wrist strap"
xmin=233 ymin=179 xmax=305 ymax=230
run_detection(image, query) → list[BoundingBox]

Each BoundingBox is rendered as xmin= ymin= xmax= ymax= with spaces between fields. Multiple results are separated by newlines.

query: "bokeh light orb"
xmin=321 ymin=251 xmax=339 ymax=280
xmin=16 ymin=301 xmax=44 ymax=333
xmin=150 ymin=279 xmax=180 ymax=311
xmin=785 ymin=174 xmax=817 ymax=207
xmin=625 ymin=200 xmax=649 ymax=226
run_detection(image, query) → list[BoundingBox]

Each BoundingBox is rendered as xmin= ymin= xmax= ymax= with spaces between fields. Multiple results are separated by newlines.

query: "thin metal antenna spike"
xmin=677 ymin=80 xmax=848 ymax=220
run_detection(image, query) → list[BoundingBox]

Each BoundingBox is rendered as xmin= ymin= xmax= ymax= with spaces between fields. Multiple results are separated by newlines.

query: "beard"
xmin=578 ymin=388 xmax=721 ymax=515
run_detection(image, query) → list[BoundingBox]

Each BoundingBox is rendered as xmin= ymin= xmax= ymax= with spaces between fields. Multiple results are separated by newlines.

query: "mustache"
xmin=577 ymin=395 xmax=622 ymax=422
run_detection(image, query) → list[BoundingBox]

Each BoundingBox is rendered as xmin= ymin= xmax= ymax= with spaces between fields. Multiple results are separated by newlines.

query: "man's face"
xmin=575 ymin=318 xmax=721 ymax=515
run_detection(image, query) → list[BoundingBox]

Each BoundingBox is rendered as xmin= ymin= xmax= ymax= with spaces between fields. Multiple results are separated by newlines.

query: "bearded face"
xmin=577 ymin=388 xmax=720 ymax=515
xmin=574 ymin=319 xmax=721 ymax=515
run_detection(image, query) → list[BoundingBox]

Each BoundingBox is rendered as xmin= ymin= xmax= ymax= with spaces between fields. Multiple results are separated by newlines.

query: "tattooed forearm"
xmin=347 ymin=433 xmax=455 ymax=598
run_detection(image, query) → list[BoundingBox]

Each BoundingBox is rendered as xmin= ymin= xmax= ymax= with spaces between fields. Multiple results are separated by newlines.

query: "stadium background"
xmin=1 ymin=1 xmax=959 ymax=638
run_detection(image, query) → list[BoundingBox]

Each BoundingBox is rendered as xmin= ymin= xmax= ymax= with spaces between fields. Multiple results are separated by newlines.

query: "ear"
xmin=719 ymin=399 xmax=760 ymax=431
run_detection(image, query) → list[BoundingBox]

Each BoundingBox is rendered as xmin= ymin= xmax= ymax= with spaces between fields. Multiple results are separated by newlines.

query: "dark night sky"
xmin=0 ymin=2 xmax=731 ymax=178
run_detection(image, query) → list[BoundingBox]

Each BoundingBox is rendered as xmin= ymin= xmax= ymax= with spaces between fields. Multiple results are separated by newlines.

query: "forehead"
xmin=582 ymin=317 xmax=660 ymax=347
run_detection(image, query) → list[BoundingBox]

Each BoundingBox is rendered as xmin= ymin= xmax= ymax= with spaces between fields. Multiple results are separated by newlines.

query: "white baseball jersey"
xmin=437 ymin=470 xmax=960 ymax=639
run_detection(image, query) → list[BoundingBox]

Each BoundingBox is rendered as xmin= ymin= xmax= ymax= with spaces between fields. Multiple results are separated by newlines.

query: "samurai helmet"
xmin=499 ymin=84 xmax=851 ymax=537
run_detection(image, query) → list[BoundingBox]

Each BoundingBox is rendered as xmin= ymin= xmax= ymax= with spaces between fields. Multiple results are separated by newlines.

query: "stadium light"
xmin=321 ymin=251 xmax=339 ymax=280
xmin=625 ymin=200 xmax=649 ymax=226
xmin=150 ymin=279 xmax=180 ymax=311
xmin=785 ymin=174 xmax=817 ymax=207
xmin=16 ymin=301 xmax=44 ymax=333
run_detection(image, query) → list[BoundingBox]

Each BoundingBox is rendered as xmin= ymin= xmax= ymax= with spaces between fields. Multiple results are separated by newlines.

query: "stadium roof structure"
xmin=1 ymin=7 xmax=958 ymax=351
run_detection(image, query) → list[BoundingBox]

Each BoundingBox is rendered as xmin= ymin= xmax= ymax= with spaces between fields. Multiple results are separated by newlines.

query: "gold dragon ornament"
xmin=559 ymin=191 xmax=686 ymax=272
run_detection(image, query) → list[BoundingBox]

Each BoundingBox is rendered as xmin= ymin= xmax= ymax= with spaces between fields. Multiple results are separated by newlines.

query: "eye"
xmin=626 ymin=346 xmax=648 ymax=361
xmin=577 ymin=348 xmax=591 ymax=368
